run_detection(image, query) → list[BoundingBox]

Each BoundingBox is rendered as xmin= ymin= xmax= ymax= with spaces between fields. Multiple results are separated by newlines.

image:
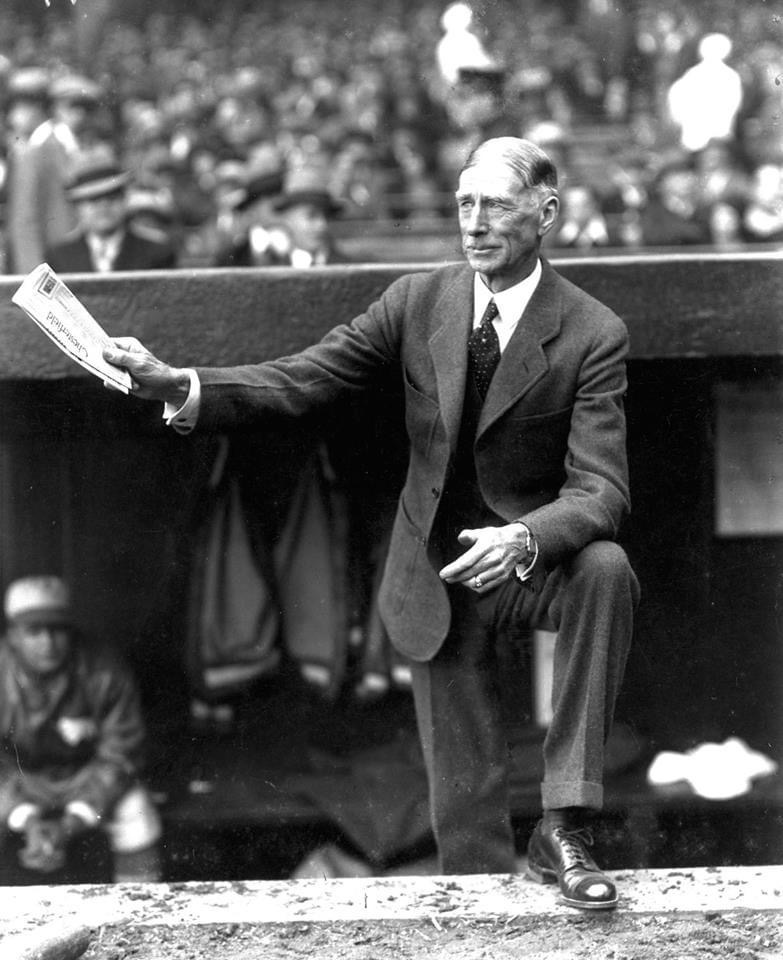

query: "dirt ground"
xmin=80 ymin=913 xmax=782 ymax=960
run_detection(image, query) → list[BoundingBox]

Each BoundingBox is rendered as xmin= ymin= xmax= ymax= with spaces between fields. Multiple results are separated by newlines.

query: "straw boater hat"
xmin=49 ymin=72 xmax=101 ymax=106
xmin=5 ymin=67 xmax=50 ymax=107
xmin=4 ymin=575 xmax=72 ymax=627
xmin=65 ymin=153 xmax=131 ymax=203
xmin=273 ymin=165 xmax=343 ymax=216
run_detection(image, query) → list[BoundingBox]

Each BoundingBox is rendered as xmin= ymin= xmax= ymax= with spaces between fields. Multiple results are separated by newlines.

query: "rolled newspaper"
xmin=12 ymin=263 xmax=132 ymax=394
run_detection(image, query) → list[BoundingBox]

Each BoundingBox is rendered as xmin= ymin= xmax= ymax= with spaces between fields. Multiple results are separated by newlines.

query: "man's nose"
xmin=465 ymin=204 xmax=487 ymax=233
xmin=30 ymin=625 xmax=61 ymax=647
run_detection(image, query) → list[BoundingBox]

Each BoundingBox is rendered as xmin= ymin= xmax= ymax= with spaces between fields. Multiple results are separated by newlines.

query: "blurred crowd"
xmin=1 ymin=0 xmax=783 ymax=270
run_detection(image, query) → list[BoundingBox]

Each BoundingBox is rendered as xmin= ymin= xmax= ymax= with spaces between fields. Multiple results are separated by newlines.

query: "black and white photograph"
xmin=0 ymin=1 xmax=781 ymax=957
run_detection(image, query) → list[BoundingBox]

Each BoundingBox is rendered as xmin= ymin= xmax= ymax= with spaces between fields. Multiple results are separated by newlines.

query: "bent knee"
xmin=573 ymin=541 xmax=638 ymax=592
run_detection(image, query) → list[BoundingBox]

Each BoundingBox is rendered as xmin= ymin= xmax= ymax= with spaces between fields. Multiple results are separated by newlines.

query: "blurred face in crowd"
xmin=77 ymin=189 xmax=128 ymax=238
xmin=282 ymin=201 xmax=330 ymax=254
xmin=8 ymin=621 xmax=72 ymax=676
xmin=659 ymin=169 xmax=699 ymax=217
xmin=456 ymin=148 xmax=558 ymax=292
xmin=562 ymin=185 xmax=598 ymax=226
xmin=54 ymin=97 xmax=95 ymax=135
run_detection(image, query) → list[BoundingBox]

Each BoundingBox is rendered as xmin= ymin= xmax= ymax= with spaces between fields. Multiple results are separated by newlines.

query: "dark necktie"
xmin=468 ymin=299 xmax=500 ymax=399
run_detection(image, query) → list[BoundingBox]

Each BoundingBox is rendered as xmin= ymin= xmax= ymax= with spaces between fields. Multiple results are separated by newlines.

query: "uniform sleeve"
xmin=62 ymin=659 xmax=148 ymax=819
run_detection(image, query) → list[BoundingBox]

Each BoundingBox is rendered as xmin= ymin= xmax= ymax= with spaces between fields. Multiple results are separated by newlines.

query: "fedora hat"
xmin=66 ymin=154 xmax=131 ymax=202
xmin=4 ymin=575 xmax=72 ymax=627
xmin=233 ymin=167 xmax=285 ymax=212
xmin=273 ymin=165 xmax=343 ymax=216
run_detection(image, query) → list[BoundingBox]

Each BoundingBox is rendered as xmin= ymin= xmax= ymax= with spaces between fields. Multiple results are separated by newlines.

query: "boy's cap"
xmin=4 ymin=576 xmax=72 ymax=626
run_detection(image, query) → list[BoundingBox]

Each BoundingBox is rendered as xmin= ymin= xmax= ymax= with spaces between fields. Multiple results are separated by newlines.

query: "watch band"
xmin=512 ymin=521 xmax=539 ymax=582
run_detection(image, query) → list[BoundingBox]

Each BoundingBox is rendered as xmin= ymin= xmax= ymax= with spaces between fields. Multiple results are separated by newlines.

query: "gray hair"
xmin=461 ymin=137 xmax=559 ymax=197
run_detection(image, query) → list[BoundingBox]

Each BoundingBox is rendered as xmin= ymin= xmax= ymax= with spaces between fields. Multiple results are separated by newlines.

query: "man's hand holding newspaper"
xmin=12 ymin=263 xmax=132 ymax=393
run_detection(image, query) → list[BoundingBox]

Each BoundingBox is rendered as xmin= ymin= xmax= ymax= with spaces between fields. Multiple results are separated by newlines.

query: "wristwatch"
xmin=512 ymin=521 xmax=538 ymax=582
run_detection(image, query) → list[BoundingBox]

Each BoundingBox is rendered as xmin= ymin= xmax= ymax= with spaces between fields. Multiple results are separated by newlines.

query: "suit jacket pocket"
xmin=494 ymin=405 xmax=574 ymax=482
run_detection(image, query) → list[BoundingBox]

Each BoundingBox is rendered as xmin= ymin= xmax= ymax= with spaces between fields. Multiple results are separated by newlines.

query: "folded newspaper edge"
xmin=11 ymin=263 xmax=132 ymax=394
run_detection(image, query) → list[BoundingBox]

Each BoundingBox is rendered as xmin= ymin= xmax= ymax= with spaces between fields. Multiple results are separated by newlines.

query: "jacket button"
xmin=431 ymin=487 xmax=440 ymax=498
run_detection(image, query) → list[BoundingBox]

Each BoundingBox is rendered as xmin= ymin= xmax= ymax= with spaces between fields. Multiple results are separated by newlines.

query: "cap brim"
xmin=67 ymin=172 xmax=130 ymax=202
xmin=11 ymin=608 xmax=72 ymax=627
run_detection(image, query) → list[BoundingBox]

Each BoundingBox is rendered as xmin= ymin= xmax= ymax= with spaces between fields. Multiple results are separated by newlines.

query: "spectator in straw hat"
xmin=3 ymin=67 xmax=50 ymax=142
xmin=45 ymin=152 xmax=177 ymax=273
xmin=7 ymin=72 xmax=107 ymax=273
xmin=0 ymin=576 xmax=163 ymax=882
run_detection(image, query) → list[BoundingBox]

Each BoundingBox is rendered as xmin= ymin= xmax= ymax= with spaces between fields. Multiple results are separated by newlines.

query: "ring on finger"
xmin=474 ymin=575 xmax=483 ymax=589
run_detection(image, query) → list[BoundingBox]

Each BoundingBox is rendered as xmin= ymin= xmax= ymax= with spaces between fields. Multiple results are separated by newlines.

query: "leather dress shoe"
xmin=526 ymin=819 xmax=618 ymax=910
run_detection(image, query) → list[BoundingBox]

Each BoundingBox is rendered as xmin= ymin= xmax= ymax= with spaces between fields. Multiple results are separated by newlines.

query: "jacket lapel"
xmin=429 ymin=267 xmax=473 ymax=451
xmin=478 ymin=261 xmax=562 ymax=434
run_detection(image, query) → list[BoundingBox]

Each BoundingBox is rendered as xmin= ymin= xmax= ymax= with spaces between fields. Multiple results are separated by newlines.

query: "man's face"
xmin=55 ymin=99 xmax=93 ymax=135
xmin=77 ymin=191 xmax=127 ymax=237
xmin=456 ymin=156 xmax=558 ymax=291
xmin=8 ymin=621 xmax=72 ymax=676
xmin=283 ymin=202 xmax=330 ymax=254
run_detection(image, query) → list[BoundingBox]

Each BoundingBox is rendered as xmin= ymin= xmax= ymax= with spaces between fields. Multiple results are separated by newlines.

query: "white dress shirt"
xmin=88 ymin=230 xmax=123 ymax=273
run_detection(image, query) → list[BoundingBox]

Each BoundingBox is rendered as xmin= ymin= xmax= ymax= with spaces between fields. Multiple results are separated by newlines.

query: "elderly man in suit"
xmin=103 ymin=136 xmax=639 ymax=910
xmin=45 ymin=153 xmax=177 ymax=273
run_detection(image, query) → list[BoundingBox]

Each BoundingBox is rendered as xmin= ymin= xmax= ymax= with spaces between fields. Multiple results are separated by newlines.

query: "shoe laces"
xmin=552 ymin=826 xmax=594 ymax=870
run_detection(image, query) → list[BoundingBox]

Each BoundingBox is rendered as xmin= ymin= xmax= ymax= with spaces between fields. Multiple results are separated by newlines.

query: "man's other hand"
xmin=439 ymin=523 xmax=529 ymax=593
xmin=103 ymin=337 xmax=190 ymax=406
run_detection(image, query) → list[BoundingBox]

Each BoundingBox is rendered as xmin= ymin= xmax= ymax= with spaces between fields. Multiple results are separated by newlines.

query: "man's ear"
xmin=538 ymin=195 xmax=559 ymax=237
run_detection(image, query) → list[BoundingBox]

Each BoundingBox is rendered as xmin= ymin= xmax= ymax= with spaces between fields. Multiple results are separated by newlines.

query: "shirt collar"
xmin=87 ymin=230 xmax=123 ymax=271
xmin=87 ymin=229 xmax=123 ymax=255
xmin=473 ymin=258 xmax=542 ymax=327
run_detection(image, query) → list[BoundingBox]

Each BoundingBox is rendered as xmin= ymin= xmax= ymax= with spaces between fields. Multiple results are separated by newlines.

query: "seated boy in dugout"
xmin=0 ymin=576 xmax=162 ymax=882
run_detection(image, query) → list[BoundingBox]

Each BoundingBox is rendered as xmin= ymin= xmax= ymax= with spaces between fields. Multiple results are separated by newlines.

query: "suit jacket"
xmin=45 ymin=226 xmax=178 ymax=273
xmin=195 ymin=260 xmax=630 ymax=661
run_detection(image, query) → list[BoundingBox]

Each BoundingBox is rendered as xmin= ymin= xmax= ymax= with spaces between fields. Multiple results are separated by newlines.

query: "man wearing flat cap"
xmin=7 ymin=72 xmax=107 ymax=273
xmin=46 ymin=152 xmax=178 ymax=273
xmin=0 ymin=576 xmax=163 ymax=882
